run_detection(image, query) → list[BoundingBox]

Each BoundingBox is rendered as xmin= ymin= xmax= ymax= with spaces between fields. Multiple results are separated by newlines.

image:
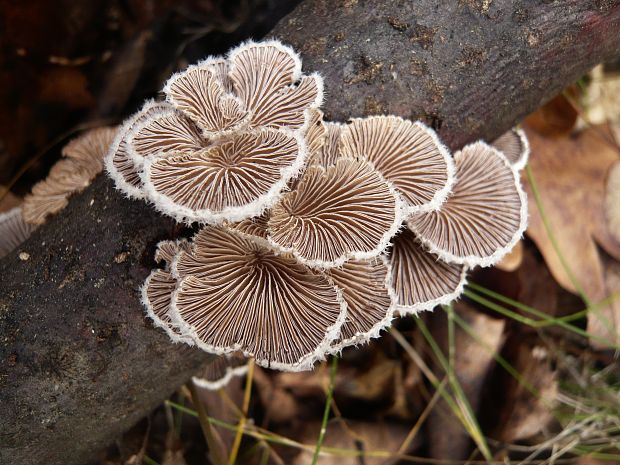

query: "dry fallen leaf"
xmin=487 ymin=331 xmax=558 ymax=443
xmin=495 ymin=241 xmax=524 ymax=272
xmin=524 ymin=94 xmax=578 ymax=138
xmin=291 ymin=419 xmax=416 ymax=465
xmin=523 ymin=123 xmax=620 ymax=347
xmin=426 ymin=303 xmax=505 ymax=460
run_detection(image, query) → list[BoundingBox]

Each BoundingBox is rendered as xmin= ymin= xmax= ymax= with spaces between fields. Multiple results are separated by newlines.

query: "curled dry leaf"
xmin=268 ymin=157 xmax=403 ymax=268
xmin=390 ymin=228 xmax=467 ymax=314
xmin=169 ymin=226 xmax=347 ymax=371
xmin=339 ymin=115 xmax=455 ymax=215
xmin=495 ymin=240 xmax=524 ymax=272
xmin=0 ymin=207 xmax=35 ymax=258
xmin=492 ymin=127 xmax=530 ymax=171
xmin=408 ymin=141 xmax=527 ymax=268
xmin=23 ymin=127 xmax=117 ymax=225
xmin=523 ymin=124 xmax=620 ymax=347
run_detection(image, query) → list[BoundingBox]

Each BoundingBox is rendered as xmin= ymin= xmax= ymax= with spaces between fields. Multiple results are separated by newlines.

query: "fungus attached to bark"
xmin=142 ymin=128 xmax=305 ymax=224
xmin=105 ymin=100 xmax=174 ymax=199
xmin=169 ymin=226 xmax=347 ymax=371
xmin=267 ymin=157 xmax=403 ymax=268
xmin=118 ymin=40 xmax=323 ymax=224
xmin=389 ymin=228 xmax=467 ymax=314
xmin=492 ymin=127 xmax=530 ymax=171
xmin=142 ymin=268 xmax=194 ymax=345
xmin=0 ymin=207 xmax=35 ymax=258
xmin=339 ymin=116 xmax=454 ymax=215
xmin=23 ymin=127 xmax=117 ymax=225
xmin=407 ymin=141 xmax=527 ymax=268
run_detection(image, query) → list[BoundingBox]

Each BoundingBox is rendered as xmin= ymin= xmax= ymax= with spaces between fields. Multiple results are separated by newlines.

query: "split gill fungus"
xmin=100 ymin=40 xmax=528 ymax=372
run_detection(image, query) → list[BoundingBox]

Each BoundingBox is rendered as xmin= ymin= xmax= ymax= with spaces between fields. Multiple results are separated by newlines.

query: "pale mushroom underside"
xmin=408 ymin=141 xmax=527 ymax=268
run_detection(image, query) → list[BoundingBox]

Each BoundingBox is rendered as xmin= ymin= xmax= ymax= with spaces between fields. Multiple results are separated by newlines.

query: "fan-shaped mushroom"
xmin=105 ymin=100 xmax=171 ymax=199
xmin=408 ymin=141 xmax=527 ymax=268
xmin=23 ymin=127 xmax=117 ymax=225
xmin=389 ymin=228 xmax=467 ymax=314
xmin=326 ymin=256 xmax=396 ymax=352
xmin=492 ymin=127 xmax=530 ymax=171
xmin=142 ymin=128 xmax=306 ymax=224
xmin=339 ymin=116 xmax=455 ymax=216
xmin=142 ymin=268 xmax=194 ymax=345
xmin=192 ymin=353 xmax=249 ymax=391
xmin=168 ymin=226 xmax=347 ymax=371
xmin=267 ymin=157 xmax=403 ymax=268
xmin=124 ymin=40 xmax=322 ymax=224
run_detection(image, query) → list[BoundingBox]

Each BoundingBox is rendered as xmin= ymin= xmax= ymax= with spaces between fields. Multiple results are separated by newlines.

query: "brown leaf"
xmin=495 ymin=240 xmax=523 ymax=272
xmin=426 ymin=303 xmax=505 ymax=460
xmin=523 ymin=123 xmax=620 ymax=347
xmin=524 ymin=93 xmax=578 ymax=137
xmin=291 ymin=419 xmax=415 ymax=465
xmin=486 ymin=331 xmax=558 ymax=443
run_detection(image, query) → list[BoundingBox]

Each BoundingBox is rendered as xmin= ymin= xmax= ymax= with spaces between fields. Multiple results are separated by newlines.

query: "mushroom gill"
xmin=268 ymin=157 xmax=403 ymax=268
xmin=390 ymin=228 xmax=467 ymax=314
xmin=339 ymin=116 xmax=455 ymax=215
xmin=407 ymin=141 xmax=527 ymax=268
xmin=492 ymin=127 xmax=530 ymax=171
xmin=169 ymin=226 xmax=347 ymax=371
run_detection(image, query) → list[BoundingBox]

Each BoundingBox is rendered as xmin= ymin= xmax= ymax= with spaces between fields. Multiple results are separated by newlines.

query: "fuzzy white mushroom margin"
xmin=409 ymin=141 xmax=528 ymax=268
xmin=266 ymin=167 xmax=408 ymax=270
xmin=327 ymin=254 xmax=398 ymax=354
xmin=140 ymin=128 xmax=309 ymax=225
xmin=166 ymin=228 xmax=349 ymax=372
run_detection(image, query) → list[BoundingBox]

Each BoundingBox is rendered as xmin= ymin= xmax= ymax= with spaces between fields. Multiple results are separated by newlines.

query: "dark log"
xmin=2 ymin=1 xmax=620 ymax=464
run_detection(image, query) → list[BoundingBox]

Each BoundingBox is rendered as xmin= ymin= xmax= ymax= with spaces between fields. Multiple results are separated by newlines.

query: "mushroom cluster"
xmin=105 ymin=40 xmax=528 ymax=372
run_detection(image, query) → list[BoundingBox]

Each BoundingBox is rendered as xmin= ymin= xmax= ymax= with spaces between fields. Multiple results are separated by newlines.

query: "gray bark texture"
xmin=2 ymin=1 xmax=620 ymax=464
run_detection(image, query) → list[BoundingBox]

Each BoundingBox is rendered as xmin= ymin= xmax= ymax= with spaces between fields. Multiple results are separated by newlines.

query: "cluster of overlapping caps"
xmin=101 ymin=40 xmax=530 ymax=372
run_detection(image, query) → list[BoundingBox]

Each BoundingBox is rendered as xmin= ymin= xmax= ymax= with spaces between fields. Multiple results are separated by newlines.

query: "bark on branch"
xmin=2 ymin=1 xmax=620 ymax=464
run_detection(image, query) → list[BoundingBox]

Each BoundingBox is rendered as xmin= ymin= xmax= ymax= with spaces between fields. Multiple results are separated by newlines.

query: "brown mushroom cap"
xmin=192 ymin=353 xmax=249 ymax=391
xmin=0 ymin=207 xmax=35 ymax=258
xmin=308 ymin=121 xmax=343 ymax=169
xmin=339 ymin=116 xmax=455 ymax=216
xmin=407 ymin=141 xmax=527 ymax=268
xmin=605 ymin=161 xmax=620 ymax=244
xmin=23 ymin=127 xmax=117 ymax=225
xmin=104 ymin=100 xmax=170 ymax=199
xmin=128 ymin=108 xmax=205 ymax=163
xmin=267 ymin=157 xmax=403 ymax=268
xmin=142 ymin=128 xmax=306 ymax=224
xmin=491 ymin=127 xmax=530 ymax=171
xmin=304 ymin=109 xmax=327 ymax=162
xmin=326 ymin=256 xmax=396 ymax=352
xmin=169 ymin=226 xmax=347 ymax=371
xmin=390 ymin=228 xmax=467 ymax=314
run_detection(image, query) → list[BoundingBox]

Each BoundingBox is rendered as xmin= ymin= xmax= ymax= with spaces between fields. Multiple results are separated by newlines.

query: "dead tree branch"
xmin=2 ymin=1 xmax=620 ymax=464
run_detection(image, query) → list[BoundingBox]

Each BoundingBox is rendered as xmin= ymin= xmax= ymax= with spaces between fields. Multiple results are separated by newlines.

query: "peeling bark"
xmin=2 ymin=1 xmax=620 ymax=464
